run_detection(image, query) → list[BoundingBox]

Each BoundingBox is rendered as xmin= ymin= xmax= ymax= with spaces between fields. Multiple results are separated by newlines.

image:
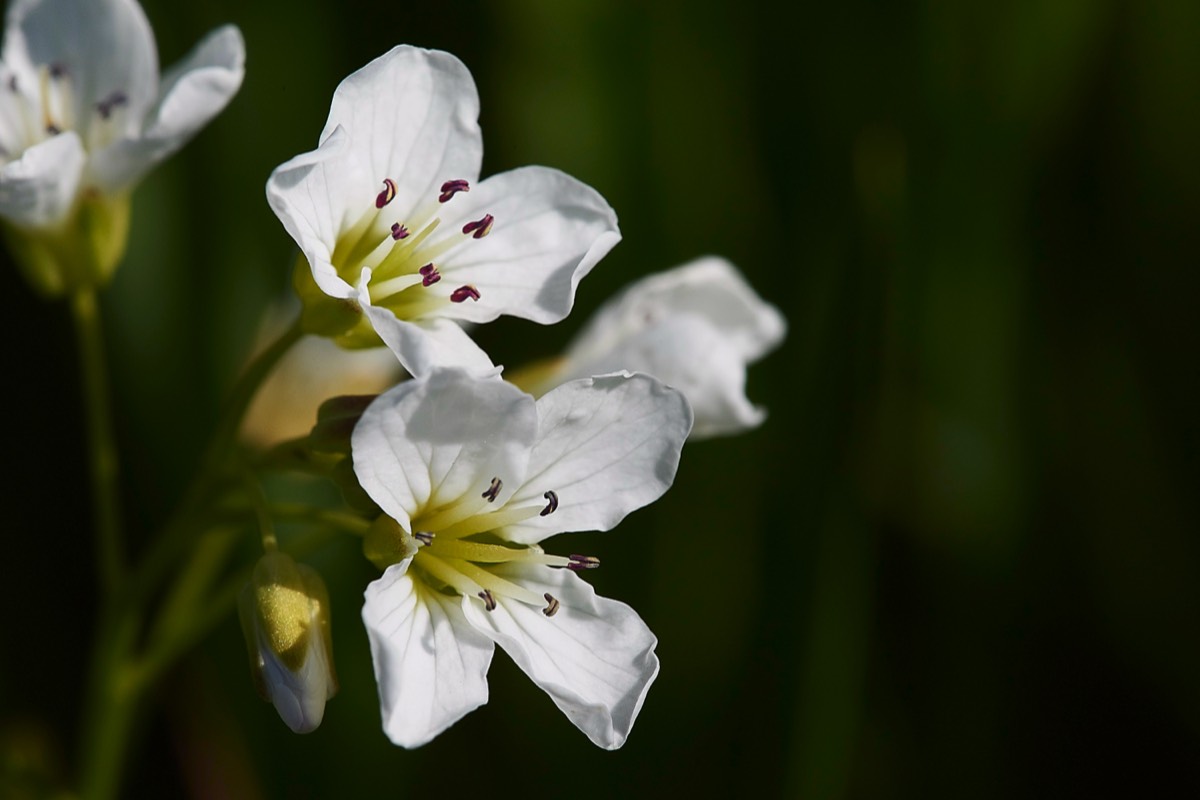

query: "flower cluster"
xmin=2 ymin=0 xmax=784 ymax=766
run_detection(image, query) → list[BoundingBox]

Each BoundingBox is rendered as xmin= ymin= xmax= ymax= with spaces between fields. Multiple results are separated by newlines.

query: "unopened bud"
xmin=238 ymin=551 xmax=338 ymax=733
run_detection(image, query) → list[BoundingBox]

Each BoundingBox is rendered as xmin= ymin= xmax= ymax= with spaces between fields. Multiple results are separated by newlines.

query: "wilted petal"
xmin=462 ymin=562 xmax=659 ymax=750
xmin=90 ymin=24 xmax=244 ymax=193
xmin=0 ymin=131 xmax=84 ymax=227
xmin=501 ymin=373 xmax=691 ymax=544
xmin=352 ymin=370 xmax=536 ymax=529
xmin=363 ymin=560 xmax=495 ymax=748
xmin=429 ymin=166 xmax=620 ymax=326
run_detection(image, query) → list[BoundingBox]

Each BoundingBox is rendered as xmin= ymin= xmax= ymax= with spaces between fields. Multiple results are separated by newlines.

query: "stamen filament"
xmin=368 ymin=272 xmax=424 ymax=303
xmin=425 ymin=539 xmax=541 ymax=564
xmin=446 ymin=558 xmax=545 ymax=606
xmin=414 ymin=550 xmax=486 ymax=597
xmin=434 ymin=501 xmax=547 ymax=540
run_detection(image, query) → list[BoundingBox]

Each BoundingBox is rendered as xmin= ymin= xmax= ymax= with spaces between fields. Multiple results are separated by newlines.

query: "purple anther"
xmin=450 ymin=285 xmax=481 ymax=303
xmin=567 ymin=554 xmax=600 ymax=571
xmin=478 ymin=590 xmax=497 ymax=612
xmin=48 ymin=63 xmax=68 ymax=80
xmin=391 ymin=222 xmax=409 ymax=240
xmin=481 ymin=476 xmax=502 ymax=502
xmin=419 ymin=264 xmax=441 ymax=287
xmin=540 ymin=490 xmax=559 ymax=517
xmin=375 ymin=178 xmax=397 ymax=209
xmin=45 ymin=124 xmax=61 ymax=136
xmin=7 ymin=75 xmax=18 ymax=93
xmin=543 ymin=593 xmax=561 ymax=617
xmin=461 ymin=214 xmax=494 ymax=239
xmin=439 ymin=179 xmax=470 ymax=202
xmin=96 ymin=90 xmax=128 ymax=120
xmin=414 ymin=531 xmax=435 ymax=546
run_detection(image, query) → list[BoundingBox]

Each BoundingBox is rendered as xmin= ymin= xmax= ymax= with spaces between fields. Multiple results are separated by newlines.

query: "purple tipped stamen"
xmin=419 ymin=263 xmax=441 ymax=286
xmin=414 ymin=531 xmax=434 ymax=546
xmin=450 ymin=285 xmax=481 ymax=303
xmin=48 ymin=63 xmax=67 ymax=80
xmin=391 ymin=222 xmax=409 ymax=240
xmin=461 ymin=214 xmax=494 ymax=239
xmin=482 ymin=476 xmax=502 ymax=502
xmin=543 ymin=593 xmax=561 ymax=617
xmin=541 ymin=490 xmax=559 ymax=516
xmin=96 ymin=90 xmax=128 ymax=120
xmin=439 ymin=179 xmax=470 ymax=203
xmin=478 ymin=589 xmax=497 ymax=612
xmin=375 ymin=178 xmax=397 ymax=209
xmin=567 ymin=554 xmax=600 ymax=571
xmin=45 ymin=124 xmax=61 ymax=136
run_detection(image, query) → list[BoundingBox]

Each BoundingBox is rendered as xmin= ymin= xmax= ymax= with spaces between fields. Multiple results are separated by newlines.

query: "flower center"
xmin=408 ymin=480 xmax=595 ymax=617
xmin=0 ymin=62 xmax=130 ymax=166
xmin=330 ymin=178 xmax=494 ymax=318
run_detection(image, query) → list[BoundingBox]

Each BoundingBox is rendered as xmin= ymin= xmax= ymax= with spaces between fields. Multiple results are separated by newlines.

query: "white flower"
xmin=267 ymin=45 xmax=620 ymax=378
xmin=0 ymin=0 xmax=244 ymax=290
xmin=514 ymin=256 xmax=786 ymax=439
xmin=352 ymin=369 xmax=692 ymax=749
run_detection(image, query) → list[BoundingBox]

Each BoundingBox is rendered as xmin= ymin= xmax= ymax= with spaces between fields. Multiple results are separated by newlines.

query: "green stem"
xmin=71 ymin=289 xmax=122 ymax=596
xmin=76 ymin=318 xmax=304 ymax=800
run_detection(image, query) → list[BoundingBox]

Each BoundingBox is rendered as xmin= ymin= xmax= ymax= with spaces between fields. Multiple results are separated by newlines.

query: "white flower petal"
xmin=321 ymin=45 xmax=481 ymax=219
xmin=363 ymin=560 xmax=495 ymax=748
xmin=0 ymin=131 xmax=84 ymax=227
xmin=501 ymin=373 xmax=692 ymax=544
xmin=3 ymin=0 xmax=158 ymax=121
xmin=462 ymin=562 xmax=659 ymax=750
xmin=255 ymin=627 xmax=335 ymax=735
xmin=360 ymin=276 xmax=496 ymax=378
xmin=90 ymin=25 xmax=244 ymax=193
xmin=431 ymin=166 xmax=621 ymax=326
xmin=569 ymin=256 xmax=786 ymax=364
xmin=266 ymin=124 xmax=359 ymax=299
xmin=562 ymin=314 xmax=766 ymax=439
xmin=352 ymin=370 xmax=536 ymax=529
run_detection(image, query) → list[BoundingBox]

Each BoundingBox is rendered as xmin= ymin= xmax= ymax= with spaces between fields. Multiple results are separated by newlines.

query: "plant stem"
xmin=76 ymin=318 xmax=304 ymax=799
xmin=70 ymin=288 xmax=123 ymax=596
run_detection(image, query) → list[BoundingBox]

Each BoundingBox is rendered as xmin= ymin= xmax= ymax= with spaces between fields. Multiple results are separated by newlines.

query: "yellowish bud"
xmin=238 ymin=551 xmax=338 ymax=733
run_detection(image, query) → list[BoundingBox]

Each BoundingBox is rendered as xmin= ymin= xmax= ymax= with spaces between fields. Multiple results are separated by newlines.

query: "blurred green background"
xmin=3 ymin=0 xmax=1199 ymax=797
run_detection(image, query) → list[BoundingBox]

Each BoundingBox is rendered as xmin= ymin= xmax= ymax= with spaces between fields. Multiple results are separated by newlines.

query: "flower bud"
xmin=238 ymin=551 xmax=337 ymax=733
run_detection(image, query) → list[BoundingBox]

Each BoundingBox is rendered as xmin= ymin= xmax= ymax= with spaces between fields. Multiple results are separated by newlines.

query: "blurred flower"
xmin=511 ymin=257 xmax=786 ymax=439
xmin=0 ymin=0 xmax=244 ymax=294
xmin=238 ymin=551 xmax=338 ymax=734
xmin=353 ymin=369 xmax=691 ymax=748
xmin=240 ymin=300 xmax=401 ymax=448
xmin=267 ymin=45 xmax=619 ymax=377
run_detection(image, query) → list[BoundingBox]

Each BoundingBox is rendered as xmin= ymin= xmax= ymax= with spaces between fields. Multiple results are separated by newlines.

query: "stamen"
xmin=461 ymin=214 xmax=494 ymax=239
xmin=481 ymin=477 xmax=502 ymax=503
xmin=375 ymin=178 xmax=397 ymax=208
xmin=414 ymin=531 xmax=435 ymax=546
xmin=541 ymin=490 xmax=559 ymax=516
xmin=48 ymin=63 xmax=67 ymax=80
xmin=543 ymin=593 xmax=560 ymax=617
xmin=439 ymin=179 xmax=470 ymax=202
xmin=477 ymin=589 xmax=497 ymax=612
xmin=419 ymin=263 xmax=441 ymax=286
xmin=7 ymin=75 xmax=17 ymax=93
xmin=96 ymin=90 xmax=127 ymax=120
xmin=567 ymin=554 xmax=600 ymax=571
xmin=451 ymin=285 xmax=481 ymax=303
xmin=390 ymin=222 xmax=409 ymax=240
xmin=45 ymin=124 xmax=61 ymax=135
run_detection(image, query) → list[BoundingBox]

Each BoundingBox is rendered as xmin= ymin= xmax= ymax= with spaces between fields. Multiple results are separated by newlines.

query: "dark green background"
xmin=3 ymin=0 xmax=1198 ymax=796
